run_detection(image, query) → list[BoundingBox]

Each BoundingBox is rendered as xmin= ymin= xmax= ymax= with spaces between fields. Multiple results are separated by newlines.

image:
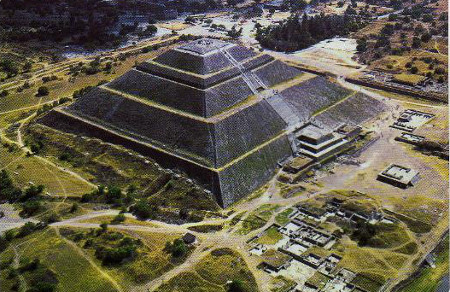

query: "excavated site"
xmin=38 ymin=38 xmax=387 ymax=207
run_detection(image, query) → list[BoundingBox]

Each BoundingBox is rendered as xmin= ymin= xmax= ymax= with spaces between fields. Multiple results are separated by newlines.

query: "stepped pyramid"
xmin=40 ymin=38 xmax=305 ymax=207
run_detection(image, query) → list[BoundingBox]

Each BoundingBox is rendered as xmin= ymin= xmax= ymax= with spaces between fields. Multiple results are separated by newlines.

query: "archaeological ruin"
xmin=39 ymin=38 xmax=387 ymax=207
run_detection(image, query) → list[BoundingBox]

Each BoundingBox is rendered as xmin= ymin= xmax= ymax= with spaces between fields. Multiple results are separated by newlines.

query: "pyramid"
xmin=40 ymin=38 xmax=305 ymax=207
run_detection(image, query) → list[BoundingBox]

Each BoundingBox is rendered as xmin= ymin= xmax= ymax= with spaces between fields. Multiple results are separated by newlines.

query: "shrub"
xmin=111 ymin=213 xmax=126 ymax=224
xmin=69 ymin=203 xmax=79 ymax=213
xmin=19 ymin=258 xmax=40 ymax=273
xmin=21 ymin=201 xmax=42 ymax=217
xmin=19 ymin=185 xmax=45 ymax=202
xmin=421 ymin=33 xmax=431 ymax=42
xmin=130 ymin=200 xmax=153 ymax=219
xmin=16 ymin=222 xmax=37 ymax=238
xmin=165 ymin=238 xmax=187 ymax=258
xmin=0 ymin=170 xmax=22 ymax=202
xmin=37 ymin=86 xmax=49 ymax=96
xmin=228 ymin=279 xmax=245 ymax=292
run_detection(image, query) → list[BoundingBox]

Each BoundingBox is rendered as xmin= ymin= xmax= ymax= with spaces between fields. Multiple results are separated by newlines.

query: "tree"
xmin=16 ymin=222 xmax=37 ymax=237
xmin=99 ymin=223 xmax=108 ymax=233
xmin=227 ymin=0 xmax=240 ymax=7
xmin=69 ymin=203 xmax=79 ymax=213
xmin=20 ymin=184 xmax=45 ymax=202
xmin=111 ymin=213 xmax=125 ymax=224
xmin=356 ymin=38 xmax=367 ymax=52
xmin=227 ymin=25 xmax=243 ymax=38
xmin=37 ymin=86 xmax=49 ymax=96
xmin=412 ymin=37 xmax=421 ymax=48
xmin=421 ymin=33 xmax=431 ymax=42
xmin=105 ymin=185 xmax=122 ymax=204
xmin=0 ymin=170 xmax=22 ymax=202
xmin=23 ymin=62 xmax=32 ymax=72
xmin=130 ymin=200 xmax=153 ymax=219
xmin=145 ymin=24 xmax=157 ymax=35
xmin=0 ymin=59 xmax=19 ymax=77
xmin=165 ymin=238 xmax=187 ymax=258
xmin=228 ymin=279 xmax=245 ymax=292
xmin=21 ymin=201 xmax=42 ymax=217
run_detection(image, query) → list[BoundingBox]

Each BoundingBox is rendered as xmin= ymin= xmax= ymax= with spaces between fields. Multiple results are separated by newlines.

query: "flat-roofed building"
xmin=377 ymin=164 xmax=420 ymax=188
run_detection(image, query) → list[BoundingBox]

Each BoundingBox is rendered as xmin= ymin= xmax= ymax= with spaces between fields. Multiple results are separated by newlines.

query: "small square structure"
xmin=395 ymin=132 xmax=425 ymax=145
xmin=283 ymin=155 xmax=314 ymax=174
xmin=260 ymin=249 xmax=292 ymax=272
xmin=177 ymin=38 xmax=229 ymax=55
xmin=377 ymin=164 xmax=420 ymax=188
xmin=296 ymin=124 xmax=349 ymax=160
xmin=391 ymin=109 xmax=434 ymax=132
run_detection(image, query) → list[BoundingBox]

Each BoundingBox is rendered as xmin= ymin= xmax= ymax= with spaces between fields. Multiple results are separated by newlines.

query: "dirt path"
xmin=12 ymin=246 xmax=28 ymax=292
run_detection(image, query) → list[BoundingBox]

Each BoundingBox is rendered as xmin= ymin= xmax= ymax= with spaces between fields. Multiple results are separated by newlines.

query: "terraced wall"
xmin=254 ymin=60 xmax=302 ymax=87
xmin=107 ymin=69 xmax=207 ymax=116
xmin=107 ymin=69 xmax=254 ymax=118
xmin=280 ymin=76 xmax=352 ymax=120
xmin=213 ymin=100 xmax=287 ymax=166
xmin=218 ymin=135 xmax=292 ymax=207
xmin=154 ymin=49 xmax=231 ymax=74
xmin=138 ymin=54 xmax=273 ymax=89
xmin=315 ymin=92 xmax=387 ymax=128
xmin=66 ymin=88 xmax=217 ymax=167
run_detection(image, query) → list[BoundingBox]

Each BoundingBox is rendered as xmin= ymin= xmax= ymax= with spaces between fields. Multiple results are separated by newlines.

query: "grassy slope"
xmin=399 ymin=236 xmax=449 ymax=292
xmin=157 ymin=248 xmax=258 ymax=292
xmin=0 ymin=228 xmax=118 ymax=292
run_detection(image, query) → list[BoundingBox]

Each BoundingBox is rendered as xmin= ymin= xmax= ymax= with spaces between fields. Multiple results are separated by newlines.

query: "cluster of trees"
xmin=81 ymin=185 xmax=136 ymax=206
xmin=350 ymin=221 xmax=377 ymax=246
xmin=42 ymin=75 xmax=58 ymax=83
xmin=0 ymin=170 xmax=49 ymax=217
xmin=72 ymin=85 xmax=94 ymax=99
xmin=0 ymin=221 xmax=47 ymax=253
xmin=35 ymin=97 xmax=71 ymax=116
xmin=130 ymin=199 xmax=156 ymax=220
xmin=0 ymin=170 xmax=45 ymax=211
xmin=94 ymin=235 xmax=142 ymax=265
xmin=164 ymin=238 xmax=188 ymax=258
xmin=0 ymin=1 xmax=119 ymax=48
xmin=0 ymin=170 xmax=23 ymax=202
xmin=117 ymin=0 xmax=221 ymax=15
xmin=0 ymin=59 xmax=19 ymax=78
xmin=256 ymin=13 xmax=366 ymax=52
xmin=227 ymin=25 xmax=243 ymax=38
xmin=350 ymin=221 xmax=400 ymax=247
xmin=7 ymin=257 xmax=59 ymax=292
xmin=356 ymin=4 xmax=447 ymax=81
xmin=0 ymin=0 xmax=224 ymax=48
